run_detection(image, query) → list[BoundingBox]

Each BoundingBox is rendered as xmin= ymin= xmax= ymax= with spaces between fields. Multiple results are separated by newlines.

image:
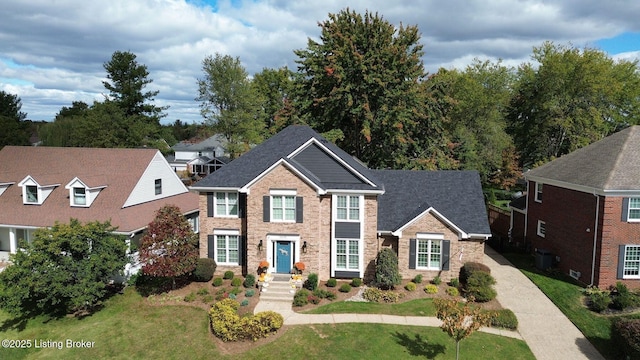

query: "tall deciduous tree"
xmin=252 ymin=67 xmax=299 ymax=135
xmin=197 ymin=53 xmax=265 ymax=159
xmin=103 ymin=50 xmax=167 ymax=120
xmin=0 ymin=90 xmax=29 ymax=149
xmin=138 ymin=205 xmax=199 ymax=288
xmin=507 ymin=42 xmax=640 ymax=167
xmin=294 ymin=9 xmax=450 ymax=169
xmin=0 ymin=219 xmax=127 ymax=316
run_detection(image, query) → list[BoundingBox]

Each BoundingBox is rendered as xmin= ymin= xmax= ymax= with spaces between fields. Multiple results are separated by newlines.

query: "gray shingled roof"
xmin=374 ymin=170 xmax=490 ymax=235
xmin=193 ymin=125 xmax=383 ymax=191
xmin=172 ymin=134 xmax=227 ymax=152
xmin=525 ymin=126 xmax=640 ymax=191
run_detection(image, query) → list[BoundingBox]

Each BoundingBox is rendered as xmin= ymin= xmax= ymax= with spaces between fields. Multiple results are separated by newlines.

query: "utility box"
xmin=535 ymin=249 xmax=553 ymax=270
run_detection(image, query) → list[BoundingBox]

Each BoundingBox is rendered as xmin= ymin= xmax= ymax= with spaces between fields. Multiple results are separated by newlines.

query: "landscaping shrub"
xmin=210 ymin=299 xmax=283 ymax=342
xmin=413 ymin=274 xmax=423 ymax=284
xmin=230 ymin=287 xmax=242 ymax=295
xmin=432 ymin=276 xmax=442 ymax=285
xmin=313 ymin=288 xmax=337 ymax=301
xmin=212 ymin=277 xmax=223 ymax=287
xmin=612 ymin=318 xmax=640 ymax=360
xmin=449 ymin=278 xmax=459 ymax=287
xmin=363 ymin=287 xmax=403 ymax=303
xmin=228 ymin=293 xmax=237 ymax=300
xmin=240 ymin=299 xmax=249 ymax=307
xmin=446 ymin=287 xmax=459 ymax=297
xmin=465 ymin=271 xmax=497 ymax=302
xmin=326 ymin=278 xmax=337 ymax=287
xmin=351 ymin=278 xmax=363 ymax=287
xmin=487 ymin=309 xmax=518 ymax=330
xmin=424 ymin=284 xmax=438 ymax=294
xmin=243 ymin=274 xmax=256 ymax=288
xmin=202 ymin=295 xmax=214 ymax=303
xmin=245 ymin=289 xmax=256 ymax=297
xmin=585 ymin=288 xmax=611 ymax=312
xmin=460 ymin=262 xmax=491 ymax=284
xmin=405 ymin=282 xmax=417 ymax=291
xmin=184 ymin=292 xmax=197 ymax=302
xmin=223 ymin=271 xmax=235 ymax=280
xmin=293 ymin=289 xmax=310 ymax=307
xmin=375 ymin=248 xmax=401 ymax=289
xmin=307 ymin=294 xmax=321 ymax=304
xmin=197 ymin=288 xmax=209 ymax=296
xmin=303 ymin=273 xmax=319 ymax=291
xmin=231 ymin=277 xmax=242 ymax=287
xmin=192 ymin=258 xmax=216 ymax=282
xmin=611 ymin=282 xmax=636 ymax=310
xmin=339 ymin=283 xmax=352 ymax=293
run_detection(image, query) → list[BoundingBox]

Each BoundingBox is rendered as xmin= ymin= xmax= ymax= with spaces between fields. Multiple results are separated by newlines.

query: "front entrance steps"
xmin=259 ymin=274 xmax=298 ymax=303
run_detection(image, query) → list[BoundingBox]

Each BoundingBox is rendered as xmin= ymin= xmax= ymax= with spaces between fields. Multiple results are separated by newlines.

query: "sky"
xmin=1 ymin=0 xmax=639 ymax=124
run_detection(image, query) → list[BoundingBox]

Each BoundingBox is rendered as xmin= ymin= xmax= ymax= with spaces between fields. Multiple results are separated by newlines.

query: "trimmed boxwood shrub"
xmin=303 ymin=273 xmax=319 ymax=291
xmin=413 ymin=274 xmax=423 ymax=284
xmin=339 ymin=283 xmax=352 ymax=293
xmin=424 ymin=284 xmax=438 ymax=294
xmin=466 ymin=271 xmax=497 ymax=302
xmin=212 ymin=277 xmax=223 ymax=287
xmin=446 ymin=287 xmax=459 ymax=296
xmin=313 ymin=288 xmax=337 ymax=301
xmin=488 ymin=309 xmax=518 ymax=330
xmin=243 ymin=274 xmax=256 ymax=288
xmin=375 ymin=248 xmax=401 ymax=290
xmin=223 ymin=271 xmax=235 ymax=280
xmin=460 ymin=261 xmax=491 ymax=284
xmin=231 ymin=277 xmax=242 ymax=287
xmin=612 ymin=318 xmax=640 ymax=360
xmin=192 ymin=258 xmax=216 ymax=282
xmin=351 ymin=278 xmax=362 ymax=287
xmin=405 ymin=282 xmax=417 ymax=291
xmin=326 ymin=278 xmax=337 ymax=287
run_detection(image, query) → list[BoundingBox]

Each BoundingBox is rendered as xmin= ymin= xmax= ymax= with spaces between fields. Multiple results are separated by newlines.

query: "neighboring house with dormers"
xmin=0 ymin=146 xmax=199 ymax=263
xmin=518 ymin=125 xmax=640 ymax=289
xmin=166 ymin=134 xmax=228 ymax=176
xmin=190 ymin=125 xmax=490 ymax=282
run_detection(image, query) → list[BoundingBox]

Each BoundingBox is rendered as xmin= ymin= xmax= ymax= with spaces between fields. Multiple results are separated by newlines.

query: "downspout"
xmin=589 ymin=193 xmax=600 ymax=287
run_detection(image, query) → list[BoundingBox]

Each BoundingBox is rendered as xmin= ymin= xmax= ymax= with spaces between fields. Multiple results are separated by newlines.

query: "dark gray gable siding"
xmin=335 ymin=222 xmax=360 ymax=238
xmin=292 ymin=142 xmax=365 ymax=184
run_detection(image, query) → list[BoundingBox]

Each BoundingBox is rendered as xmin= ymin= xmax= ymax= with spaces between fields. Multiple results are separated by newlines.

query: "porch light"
xmin=302 ymin=241 xmax=307 ymax=253
xmin=258 ymin=239 xmax=263 ymax=251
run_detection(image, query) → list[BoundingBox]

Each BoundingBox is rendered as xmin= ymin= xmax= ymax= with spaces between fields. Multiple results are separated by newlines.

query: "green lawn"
xmin=501 ymin=252 xmax=640 ymax=360
xmin=0 ymin=288 xmax=534 ymax=360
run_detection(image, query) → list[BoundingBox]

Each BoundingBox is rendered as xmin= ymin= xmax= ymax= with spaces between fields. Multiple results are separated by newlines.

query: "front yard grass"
xmin=0 ymin=287 xmax=534 ymax=360
xmin=501 ymin=251 xmax=640 ymax=360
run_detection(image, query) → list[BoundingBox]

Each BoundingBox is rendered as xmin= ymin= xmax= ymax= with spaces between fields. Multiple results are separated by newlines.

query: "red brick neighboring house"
xmin=0 ymin=146 xmax=199 ymax=266
xmin=519 ymin=126 xmax=640 ymax=289
xmin=190 ymin=125 xmax=491 ymax=282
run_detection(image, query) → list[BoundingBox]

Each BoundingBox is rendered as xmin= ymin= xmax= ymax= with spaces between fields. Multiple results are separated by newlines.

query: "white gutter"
xmin=590 ymin=193 xmax=600 ymax=287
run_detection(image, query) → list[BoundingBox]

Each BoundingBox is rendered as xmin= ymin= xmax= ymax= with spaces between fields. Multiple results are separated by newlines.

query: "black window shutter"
xmin=617 ymin=244 xmax=626 ymax=279
xmin=238 ymin=193 xmax=246 ymax=218
xmin=409 ymin=239 xmax=417 ymax=269
xmin=239 ymin=235 xmax=246 ymax=266
xmin=263 ymin=196 xmax=270 ymax=222
xmin=442 ymin=240 xmax=450 ymax=271
xmin=207 ymin=192 xmax=214 ymax=217
xmin=622 ymin=198 xmax=630 ymax=222
xmin=207 ymin=235 xmax=215 ymax=259
xmin=296 ymin=196 xmax=304 ymax=223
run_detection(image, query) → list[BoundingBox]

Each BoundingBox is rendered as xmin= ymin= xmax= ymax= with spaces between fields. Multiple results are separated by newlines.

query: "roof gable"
xmin=525 ymin=126 xmax=640 ymax=192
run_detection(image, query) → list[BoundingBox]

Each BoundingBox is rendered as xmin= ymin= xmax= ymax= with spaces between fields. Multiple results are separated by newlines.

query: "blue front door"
xmin=276 ymin=241 xmax=292 ymax=273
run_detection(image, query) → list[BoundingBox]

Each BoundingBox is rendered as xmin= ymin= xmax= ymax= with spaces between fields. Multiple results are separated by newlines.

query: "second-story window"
xmin=215 ymin=192 xmax=238 ymax=217
xmin=336 ymin=195 xmax=360 ymax=221
xmin=25 ymin=185 xmax=38 ymax=203
xmin=73 ymin=187 xmax=86 ymax=205
xmin=272 ymin=195 xmax=296 ymax=221
xmin=534 ymin=182 xmax=543 ymax=202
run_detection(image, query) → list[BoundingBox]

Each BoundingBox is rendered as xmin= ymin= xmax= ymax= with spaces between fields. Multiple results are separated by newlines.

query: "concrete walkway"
xmin=484 ymin=246 xmax=605 ymax=360
xmin=254 ymin=247 xmax=606 ymax=359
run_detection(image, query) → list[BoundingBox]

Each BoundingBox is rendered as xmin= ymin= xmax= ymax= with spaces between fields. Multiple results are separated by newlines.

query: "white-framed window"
xmin=335 ymin=239 xmax=359 ymax=270
xmin=215 ymin=233 xmax=239 ymax=265
xmin=188 ymin=216 xmax=199 ymax=234
xmin=271 ymin=194 xmax=296 ymax=222
xmin=336 ymin=195 xmax=360 ymax=221
xmin=417 ymin=238 xmax=442 ymax=270
xmin=622 ymin=245 xmax=640 ymax=278
xmin=537 ymin=220 xmax=546 ymax=237
xmin=73 ymin=187 xmax=86 ymax=205
xmin=534 ymin=182 xmax=543 ymax=202
xmin=628 ymin=198 xmax=640 ymax=221
xmin=215 ymin=192 xmax=238 ymax=217
xmin=154 ymin=179 xmax=162 ymax=195
xmin=25 ymin=185 xmax=38 ymax=203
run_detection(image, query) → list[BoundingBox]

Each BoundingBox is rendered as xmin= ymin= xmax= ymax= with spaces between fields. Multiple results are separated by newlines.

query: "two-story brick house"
xmin=519 ymin=125 xmax=640 ymax=289
xmin=190 ymin=125 xmax=491 ymax=281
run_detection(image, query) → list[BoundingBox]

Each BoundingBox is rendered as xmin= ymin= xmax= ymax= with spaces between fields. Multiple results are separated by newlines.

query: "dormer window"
xmin=18 ymin=176 xmax=59 ymax=205
xmin=64 ymin=177 xmax=106 ymax=207
xmin=155 ymin=179 xmax=162 ymax=195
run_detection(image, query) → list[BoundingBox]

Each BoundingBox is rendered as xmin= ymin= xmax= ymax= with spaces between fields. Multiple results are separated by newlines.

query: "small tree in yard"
xmin=0 ymin=219 xmax=127 ymax=317
xmin=139 ymin=205 xmax=199 ymax=288
xmin=375 ymin=248 xmax=401 ymax=289
xmin=434 ymin=298 xmax=492 ymax=360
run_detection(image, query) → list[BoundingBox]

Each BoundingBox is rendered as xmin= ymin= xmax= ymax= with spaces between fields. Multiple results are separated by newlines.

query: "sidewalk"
xmin=484 ymin=246 xmax=605 ymax=360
